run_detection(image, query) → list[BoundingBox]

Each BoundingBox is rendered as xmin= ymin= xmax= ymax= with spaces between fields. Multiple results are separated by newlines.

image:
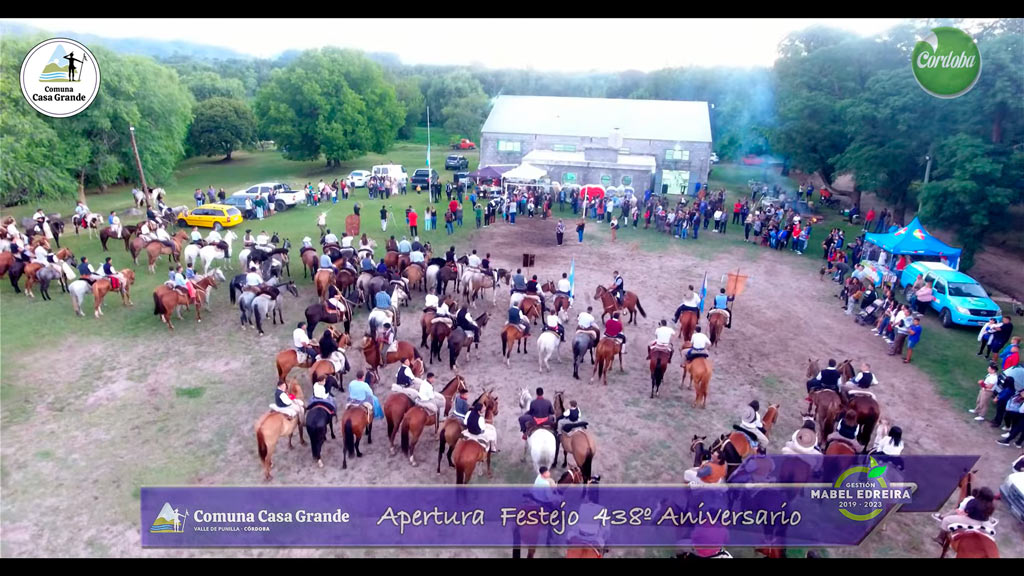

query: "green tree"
xmin=394 ymin=76 xmax=425 ymax=140
xmin=187 ymin=97 xmax=256 ymax=160
xmin=442 ymin=92 xmax=490 ymax=142
xmin=424 ymin=69 xmax=487 ymax=127
xmin=918 ymin=135 xmax=1024 ymax=271
xmin=183 ymin=71 xmax=246 ymax=102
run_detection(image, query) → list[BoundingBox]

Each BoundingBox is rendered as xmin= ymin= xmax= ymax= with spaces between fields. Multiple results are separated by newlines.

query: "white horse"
xmin=68 ymin=279 xmax=92 ymax=317
xmin=518 ymin=388 xmax=558 ymax=473
xmin=185 ymin=230 xmax=237 ymax=274
xmin=426 ymin=264 xmax=440 ymax=293
xmin=536 ymin=331 xmax=561 ymax=373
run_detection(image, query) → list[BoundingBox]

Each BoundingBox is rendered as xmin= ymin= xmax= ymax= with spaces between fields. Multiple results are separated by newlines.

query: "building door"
xmin=661 ymin=170 xmax=690 ymax=195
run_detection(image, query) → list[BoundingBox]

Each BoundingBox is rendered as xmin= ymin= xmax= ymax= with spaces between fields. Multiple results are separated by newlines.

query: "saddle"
xmin=461 ymin=429 xmax=489 ymax=450
xmin=108 ymin=276 xmax=121 ymax=291
xmin=576 ymin=328 xmax=600 ymax=340
xmin=565 ymin=425 xmax=589 ymax=438
xmin=525 ymin=417 xmax=556 ymax=437
xmin=824 ymin=435 xmax=859 ymax=452
xmin=709 ymin=308 xmax=731 ymax=320
xmin=318 ymin=351 xmax=348 ymax=374
xmin=345 ymin=401 xmax=373 ymax=421
xmin=431 ymin=316 xmax=453 ymax=327
xmin=846 ymin=389 xmax=876 ymax=400
xmin=650 ymin=342 xmax=673 ymax=354
xmin=300 ymin=246 xmax=317 ymax=257
xmin=731 ymin=425 xmax=759 ymax=444
xmin=308 ymin=399 xmax=337 ymax=417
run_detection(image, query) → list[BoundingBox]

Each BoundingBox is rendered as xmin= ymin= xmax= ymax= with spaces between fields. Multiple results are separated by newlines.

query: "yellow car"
xmin=176 ymin=204 xmax=243 ymax=230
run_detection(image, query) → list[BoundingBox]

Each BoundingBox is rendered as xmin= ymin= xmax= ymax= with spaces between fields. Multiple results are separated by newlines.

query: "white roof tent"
xmin=502 ymin=163 xmax=548 ymax=181
xmin=482 ymin=95 xmax=712 ymax=143
xmin=522 ymin=149 xmax=657 ymax=171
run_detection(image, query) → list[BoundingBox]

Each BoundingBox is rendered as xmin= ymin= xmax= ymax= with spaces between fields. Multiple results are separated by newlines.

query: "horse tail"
xmin=400 ymin=416 xmax=411 ymax=456
xmin=581 ymin=450 xmax=594 ymax=482
xmin=230 ymin=281 xmax=237 ymax=304
xmin=344 ymin=418 xmax=355 ymax=458
xmin=598 ymin=353 xmax=606 ymax=377
xmin=153 ymin=291 xmax=165 ymax=315
xmin=635 ymin=296 xmax=647 ymax=318
xmin=501 ymin=331 xmax=508 ymax=356
xmin=456 ymin=463 xmax=465 ymax=485
xmin=257 ymin=426 xmax=268 ymax=462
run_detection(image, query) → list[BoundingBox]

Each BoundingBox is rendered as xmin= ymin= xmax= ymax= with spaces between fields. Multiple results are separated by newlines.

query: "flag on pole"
xmin=698 ymin=271 xmax=708 ymax=314
xmin=426 ymin=106 xmax=431 ymax=170
xmin=568 ymin=257 xmax=576 ymax=301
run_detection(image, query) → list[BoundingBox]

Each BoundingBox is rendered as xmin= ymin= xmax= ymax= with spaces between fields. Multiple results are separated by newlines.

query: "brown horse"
xmin=301 ymin=249 xmax=319 ymax=279
xmin=590 ymin=337 xmax=623 ymax=385
xmin=500 ymin=324 xmax=530 ymax=366
xmin=152 ymin=272 xmax=218 ymax=331
xmin=594 ymin=284 xmax=646 ymax=325
xmin=939 ymin=469 xmax=986 ymax=558
xmin=678 ymin=310 xmax=699 ymax=343
xmin=99 ymin=225 xmax=135 ymax=252
xmin=711 ymin=404 xmax=779 ymax=478
xmin=554 ymin=391 xmax=597 ymax=481
xmin=681 ymin=352 xmax=713 ymax=408
xmin=23 ymin=247 xmax=74 ymax=298
xmin=448 ymin=313 xmax=488 ymax=370
xmin=382 ymin=250 xmax=400 ymax=271
xmin=428 ymin=319 xmax=453 ymax=365
xmin=341 ymin=404 xmax=373 ymax=470
xmin=649 ymin=347 xmax=672 ymax=398
xmin=275 ymin=325 xmax=339 ymax=381
xmin=399 ymin=376 xmax=469 ymax=467
xmin=254 ymin=379 xmax=306 ymax=480
xmin=519 ymin=296 xmax=543 ymax=325
xmin=420 ymin=295 xmax=457 ymax=347
xmin=449 ymin=391 xmax=500 ymax=484
xmin=144 ymin=231 xmax=187 ymax=273
xmin=707 ymin=310 xmax=727 ymax=347
xmin=314 ymin=268 xmax=335 ymax=300
xmin=807 ymin=359 xmax=881 ymax=448
xmin=307 ymin=333 xmax=353 ymax=383
xmin=358 ymin=335 xmax=421 ymax=382
xmin=808 ymin=389 xmax=844 ymax=447
xmin=86 ymin=269 xmax=136 ymax=317
xmin=403 ymin=263 xmax=426 ymax=293
xmin=541 ymin=281 xmax=571 ymax=321
xmin=383 ymin=370 xmax=453 ymax=457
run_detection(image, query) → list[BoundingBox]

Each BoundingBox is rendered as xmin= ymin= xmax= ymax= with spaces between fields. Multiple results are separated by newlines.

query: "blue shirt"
xmin=907 ymin=324 xmax=922 ymax=345
xmin=185 ymin=268 xmax=196 ymax=280
xmin=348 ymin=379 xmax=375 ymax=404
xmin=361 ymin=257 xmax=374 ymax=271
xmin=375 ymin=291 xmax=392 ymax=309
xmin=714 ymin=294 xmax=730 ymax=309
xmin=320 ymin=254 xmax=332 ymax=268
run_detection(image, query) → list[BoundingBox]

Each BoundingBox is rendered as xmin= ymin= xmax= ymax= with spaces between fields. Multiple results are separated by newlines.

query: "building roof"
xmin=482 ymin=95 xmax=712 ymax=143
xmin=522 ymin=149 xmax=657 ymax=170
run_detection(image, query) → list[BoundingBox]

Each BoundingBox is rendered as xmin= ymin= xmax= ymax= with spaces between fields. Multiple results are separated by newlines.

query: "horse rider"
xmin=325 ymin=282 xmax=345 ymax=317
xmin=556 ymin=272 xmax=572 ymax=305
xmin=782 ymin=420 xmax=821 ymax=456
xmin=255 ymin=230 xmax=272 ymax=252
xmin=647 ymin=319 xmax=676 ymax=362
xmin=456 ymin=305 xmax=480 ymax=342
xmin=609 ymin=270 xmax=625 ymax=307
xmin=341 ymin=233 xmax=354 ymax=249
xmin=544 ymin=312 xmax=565 ymax=342
xmin=526 ymin=274 xmax=546 ymax=314
xmin=319 ymin=251 xmax=339 ymax=275
xmin=108 ymin=211 xmax=123 ymax=238
xmin=452 ymin=386 xmax=472 ymax=423
xmin=416 ymin=372 xmax=447 ymax=428
xmin=710 ymin=288 xmax=735 ymax=328
xmin=137 ymin=220 xmax=153 ymax=242
xmin=347 ymin=370 xmax=380 ymax=421
xmin=826 ymin=409 xmax=863 ymax=452
xmin=245 ymin=264 xmax=264 ymax=291
xmin=465 ymin=401 xmax=499 ymax=454
xmin=323 ymin=229 xmax=339 ymax=249
xmin=425 ymin=293 xmax=440 ymax=313
xmin=604 ymin=312 xmax=626 ymax=353
xmin=511 ymin=268 xmax=527 ymax=295
xmin=101 ymin=257 xmax=126 ymax=289
xmin=411 ymin=236 xmax=423 ymax=253
xmin=378 ymin=322 xmax=397 ymax=365
xmin=398 ymin=236 xmax=411 ymax=254
xmin=481 ymin=253 xmax=497 ymax=285
xmin=806 ymin=358 xmax=842 ymax=397
xmin=189 ymin=227 xmax=205 ymax=246
xmin=409 ymin=245 xmax=425 ymax=270
xmin=185 ymin=262 xmax=197 ymax=281
xmin=555 ymin=398 xmax=588 ymax=447
xmin=387 ymin=236 xmax=399 ymax=253
xmin=376 ymin=258 xmax=391 ymax=280
xmin=242 ymin=230 xmax=256 ymax=249
xmin=32 ymin=207 xmax=50 ymax=237
xmin=519 ymin=387 xmax=555 ymax=440
xmin=682 ymin=325 xmax=711 ymax=366
xmin=673 ymin=285 xmax=701 ymax=322
xmin=374 ymin=286 xmax=393 ymax=316
xmin=155 ymin=224 xmax=179 ymax=258
xmin=444 ymin=245 xmax=457 ymax=274
xmin=293 ymin=322 xmax=318 ymax=362
xmin=577 ymin=306 xmax=596 ymax=332
xmin=173 ymin=264 xmax=196 ymax=304
xmin=311 ymin=375 xmax=338 ymax=412
xmin=467 ymin=249 xmax=482 ymax=272
xmin=840 ymin=362 xmax=876 ymax=402
xmin=74 ymin=200 xmax=89 ymax=220
xmin=271 ymin=380 xmax=304 ymax=421
xmin=683 ymin=449 xmax=728 ymax=485
xmin=360 ymin=252 xmax=376 ymax=274
xmin=735 ymin=401 xmax=770 ymax=451
xmin=508 ymin=303 xmax=531 ymax=337
xmin=77 ymin=256 xmax=97 ymax=285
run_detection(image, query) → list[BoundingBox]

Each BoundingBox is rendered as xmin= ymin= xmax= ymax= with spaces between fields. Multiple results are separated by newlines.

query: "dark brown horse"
xmin=649 ymin=346 xmax=672 ymax=398
xmin=590 ymin=337 xmax=623 ymax=385
xmin=358 ymin=335 xmax=421 ymax=383
xmin=807 ymin=389 xmax=844 ymax=447
xmin=303 ymin=297 xmax=352 ymax=339
xmin=428 ymin=319 xmax=453 ymax=365
xmin=382 ymin=360 xmax=428 ymax=456
xmin=594 ymin=284 xmax=646 ymax=325
xmin=442 ymin=389 xmax=500 ymax=484
xmin=710 ymin=404 xmax=779 ymax=478
xmin=678 ymin=310 xmax=699 ymax=343
xmin=448 ymin=313 xmax=488 ymax=370
xmin=500 ymin=324 xmax=530 ymax=366
xmin=100 ymin=224 xmax=136 ymax=252
xmin=541 ymin=281 xmax=571 ymax=321
xmin=275 ymin=325 xmax=340 ymax=381
xmin=553 ymin=391 xmax=597 ymax=481
xmin=806 ymin=359 xmax=881 ymax=448
xmin=707 ymin=310 xmax=727 ymax=347
xmin=341 ymin=404 xmax=373 ymax=470
xmin=301 ymin=249 xmax=319 ymax=279
xmin=307 ymin=333 xmax=353 ymax=383
xmin=144 ymin=231 xmax=188 ymax=273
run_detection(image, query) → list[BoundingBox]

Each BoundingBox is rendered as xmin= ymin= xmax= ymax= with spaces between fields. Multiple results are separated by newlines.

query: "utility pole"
xmin=130 ymin=126 xmax=151 ymax=209
xmin=919 ymin=142 xmax=935 ymax=213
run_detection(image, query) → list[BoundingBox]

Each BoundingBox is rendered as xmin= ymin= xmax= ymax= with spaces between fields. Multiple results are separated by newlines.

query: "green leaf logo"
xmin=868 ymin=465 xmax=887 ymax=479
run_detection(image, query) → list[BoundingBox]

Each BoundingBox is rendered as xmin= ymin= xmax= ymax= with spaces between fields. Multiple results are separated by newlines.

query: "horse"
xmin=439 ymin=388 xmax=497 ymax=476
xmin=500 ymin=324 xmax=530 ymax=366
xmin=428 ymin=318 xmax=453 ymax=365
xmin=420 ymin=295 xmax=457 ymax=347
xmin=594 ymin=284 xmax=646 ymax=325
xmin=807 ymin=359 xmax=881 ymax=448
xmin=707 ymin=310 xmax=727 ymax=347
xmin=649 ymin=346 xmax=672 ymax=398
xmin=590 ymin=337 xmax=623 ymax=386
xmin=710 ymin=404 xmax=780 ymax=479
xmin=807 ymin=389 xmax=844 ymax=447
xmin=71 ymin=212 xmax=102 ymax=238
xmin=681 ymin=352 xmax=713 ymax=408
xmin=99 ymin=224 xmax=135 ymax=252
xmin=397 ymin=377 xmax=462 ymax=468
xmin=32 ymin=264 xmax=66 ymax=301
xmin=144 ymin=231 xmax=187 ymax=273
xmin=541 ymin=281 xmax=572 ymax=322
xmin=448 ymin=313 xmax=488 ymax=370
xmin=254 ymin=379 xmax=306 ymax=481
xmin=340 ymin=403 xmax=373 ymax=470
xmin=275 ymin=325 xmax=345 ymax=381
xmin=358 ymin=335 xmax=421 ymax=383
xmin=523 ymin=425 xmax=558 ymax=474
xmin=70 ymin=270 xmax=136 ymax=318
xmin=240 ymin=283 xmax=299 ymax=336
xmin=537 ymin=330 xmax=562 ymax=373
xmin=152 ymin=270 xmax=221 ymax=331
xmin=436 ymin=262 xmax=461 ymax=295
xmin=303 ymin=296 xmax=353 ymax=338
xmin=382 ymin=250 xmax=401 ymax=271
xmin=305 ymin=380 xmax=343 ymax=470
xmin=300 ymin=248 xmax=320 ymax=280
xmin=401 ymin=262 xmax=427 ymax=293
xmin=572 ymin=328 xmax=600 ymax=380
xmin=678 ymin=310 xmax=699 ymax=343
xmin=516 ymin=295 xmax=543 ymax=325
xmin=22 ymin=247 xmax=74 ymax=299
xmin=553 ymin=391 xmax=597 ymax=482
xmin=380 ymin=361 xmax=434 ymax=456
xmin=308 ymin=333 xmax=353 ymax=383
xmin=463 ymin=269 xmax=505 ymax=308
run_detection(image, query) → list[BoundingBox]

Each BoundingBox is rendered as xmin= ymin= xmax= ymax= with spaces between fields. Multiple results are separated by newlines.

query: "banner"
xmin=568 ymin=257 xmax=575 ymax=300
xmin=698 ymin=271 xmax=708 ymax=313
xmin=726 ymin=270 xmax=748 ymax=297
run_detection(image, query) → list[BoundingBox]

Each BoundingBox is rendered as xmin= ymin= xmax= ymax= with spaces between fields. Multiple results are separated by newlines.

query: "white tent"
xmin=502 ymin=163 xmax=548 ymax=181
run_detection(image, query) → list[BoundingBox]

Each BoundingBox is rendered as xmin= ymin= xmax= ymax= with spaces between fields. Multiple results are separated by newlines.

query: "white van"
xmin=372 ymin=164 xmax=408 ymax=184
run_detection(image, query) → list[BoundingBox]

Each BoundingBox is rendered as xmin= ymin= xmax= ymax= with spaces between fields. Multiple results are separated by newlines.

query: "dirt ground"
xmin=2 ymin=214 xmax=1022 ymax=558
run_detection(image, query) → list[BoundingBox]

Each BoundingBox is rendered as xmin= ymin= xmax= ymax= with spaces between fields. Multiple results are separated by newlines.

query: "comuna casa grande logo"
xmin=20 ymin=37 xmax=100 ymax=118
xmin=150 ymin=502 xmax=189 ymax=534
xmin=911 ymin=27 xmax=982 ymax=99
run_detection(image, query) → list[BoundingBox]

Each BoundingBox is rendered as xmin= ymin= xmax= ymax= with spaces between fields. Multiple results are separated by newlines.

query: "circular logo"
xmin=911 ymin=27 xmax=982 ymax=99
xmin=20 ymin=38 xmax=101 ymax=118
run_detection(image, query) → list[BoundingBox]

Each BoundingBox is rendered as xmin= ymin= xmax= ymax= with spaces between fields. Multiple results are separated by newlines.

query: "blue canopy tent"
xmin=864 ymin=217 xmax=962 ymax=270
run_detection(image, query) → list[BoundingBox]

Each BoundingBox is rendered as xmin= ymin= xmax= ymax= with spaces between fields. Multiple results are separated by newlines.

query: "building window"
xmin=600 ymin=174 xmax=612 ymax=187
xmin=498 ymin=140 xmax=521 ymax=153
xmin=552 ymin=144 xmax=576 ymax=152
xmin=661 ymin=170 xmax=690 ymax=195
xmin=619 ymin=148 xmax=630 ymax=154
xmin=665 ymin=149 xmax=690 ymax=161
xmin=563 ymin=172 xmax=577 ymax=183
xmin=622 ymin=175 xmax=633 ymax=187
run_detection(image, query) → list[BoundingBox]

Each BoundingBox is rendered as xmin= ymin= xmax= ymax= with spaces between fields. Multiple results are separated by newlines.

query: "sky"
xmin=5 ymin=18 xmax=917 ymax=71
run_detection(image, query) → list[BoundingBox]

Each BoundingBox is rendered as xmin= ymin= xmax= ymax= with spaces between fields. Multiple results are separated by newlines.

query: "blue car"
xmin=898 ymin=261 xmax=1002 ymax=328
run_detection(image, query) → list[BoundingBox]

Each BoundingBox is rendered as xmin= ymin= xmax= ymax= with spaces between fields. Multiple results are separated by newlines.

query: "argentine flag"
xmin=698 ymin=271 xmax=708 ymax=314
xmin=568 ymin=257 xmax=576 ymax=303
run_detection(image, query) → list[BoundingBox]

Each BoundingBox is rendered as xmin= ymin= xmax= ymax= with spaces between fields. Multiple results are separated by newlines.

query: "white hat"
xmin=741 ymin=405 xmax=757 ymax=424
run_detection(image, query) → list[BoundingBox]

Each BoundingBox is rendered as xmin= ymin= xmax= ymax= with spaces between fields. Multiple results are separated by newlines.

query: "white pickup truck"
xmin=232 ymin=182 xmax=303 ymax=212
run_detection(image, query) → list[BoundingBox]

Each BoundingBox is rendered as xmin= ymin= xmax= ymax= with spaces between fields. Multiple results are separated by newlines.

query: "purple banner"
xmin=141 ymin=455 xmax=975 ymax=548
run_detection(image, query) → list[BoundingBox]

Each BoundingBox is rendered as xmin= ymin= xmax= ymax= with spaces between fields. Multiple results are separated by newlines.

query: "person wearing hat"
xmin=783 ymin=420 xmax=821 ymax=455
xmin=736 ymin=401 xmax=770 ymax=449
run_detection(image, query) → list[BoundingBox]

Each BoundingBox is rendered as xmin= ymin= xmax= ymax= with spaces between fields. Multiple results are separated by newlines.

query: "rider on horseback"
xmin=271 ymin=380 xmax=304 ymax=421
xmin=325 ymin=283 xmax=345 ymax=317
xmin=378 ymin=323 xmax=396 ymax=364
xmin=452 ymin=386 xmax=472 ymax=423
xmin=555 ymin=399 xmax=588 ymax=447
xmin=108 ymin=211 xmax=123 ymax=238
xmin=155 ymin=224 xmax=179 ymax=259
xmin=347 ymin=370 xmax=379 ymax=421
xmin=77 ymin=256 xmax=97 ymax=285
xmin=323 ymin=229 xmax=339 ymax=249
xmin=465 ymin=401 xmax=499 ymax=454
xmin=736 ymin=401 xmax=770 ymax=450
xmin=683 ymin=326 xmax=710 ymax=364
xmin=508 ymin=304 xmax=531 ymax=337
xmin=481 ymin=253 xmax=497 ymax=285
xmin=806 ymin=358 xmax=842 ymax=397
xmin=674 ymin=285 xmax=701 ymax=321
xmin=311 ymin=374 xmax=338 ymax=411
xmin=255 ymin=230 xmax=272 ymax=252
xmin=294 ymin=322 xmax=318 ymax=362
xmin=710 ymin=288 xmax=734 ymax=328
xmin=647 ymin=319 xmax=676 ymax=362
xmin=604 ymin=312 xmax=626 ymax=353
xmin=556 ymin=273 xmax=572 ymax=305
xmin=360 ymin=253 xmax=375 ymax=274
xmin=825 ymin=409 xmax=863 ymax=452
xmin=511 ymin=268 xmax=526 ymax=295
xmin=444 ymin=245 xmax=458 ymax=276
xmin=189 ymin=227 xmax=204 ymax=246
xmin=609 ymin=271 xmax=625 ymax=307
xmin=242 ymin=230 xmax=255 ymax=249
xmin=518 ymin=387 xmax=555 ymax=440
xmin=173 ymin=265 xmax=196 ymax=303
xmin=544 ymin=313 xmax=565 ymax=342
xmin=526 ymin=275 xmax=546 ymax=315
xmin=457 ymin=305 xmax=480 ymax=341
xmin=319 ymin=252 xmax=339 ymax=275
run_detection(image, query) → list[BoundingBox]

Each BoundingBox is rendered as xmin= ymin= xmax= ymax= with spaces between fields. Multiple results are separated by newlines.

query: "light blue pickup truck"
xmin=898 ymin=261 xmax=1002 ymax=328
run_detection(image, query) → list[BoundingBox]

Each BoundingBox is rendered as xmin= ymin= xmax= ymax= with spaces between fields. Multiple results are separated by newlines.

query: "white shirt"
xmin=110 ymin=216 xmax=121 ymax=226
xmin=341 ymin=236 xmax=353 ymax=248
xmin=318 ymin=182 xmax=325 ymax=192
xmin=714 ymin=210 xmax=724 ymax=221
xmin=246 ymin=272 xmax=262 ymax=286
xmin=872 ymin=436 xmax=903 ymax=456
xmin=313 ymin=382 xmax=329 ymax=399
xmin=655 ymin=326 xmax=675 ymax=346
xmin=425 ymin=294 xmax=439 ymax=309
xmin=418 ymin=380 xmax=436 ymax=402
xmin=577 ymin=312 xmax=595 ymax=329
xmin=468 ymin=254 xmax=481 ymax=267
xmin=191 ymin=230 xmax=202 ymax=241
xmin=317 ymin=214 xmax=326 ymax=226
xmin=206 ymin=230 xmax=222 ymax=243
xmin=256 ymin=234 xmax=270 ymax=246
xmin=277 ymin=390 xmax=294 ymax=407
xmin=557 ymin=278 xmax=571 ymax=293
xmin=437 ymin=303 xmax=449 ymax=316
xmin=547 ymin=314 xmax=560 ymax=329
xmin=324 ymin=233 xmax=338 ymax=245
xmin=690 ymin=332 xmax=711 ymax=350
xmin=293 ymin=328 xmax=310 ymax=348
xmin=410 ymin=250 xmax=424 ymax=263
xmin=156 ymin=228 xmax=170 ymax=241
xmin=682 ymin=292 xmax=701 ymax=307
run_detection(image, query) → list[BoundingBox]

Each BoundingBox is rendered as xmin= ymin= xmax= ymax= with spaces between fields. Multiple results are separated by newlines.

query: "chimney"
xmin=608 ymin=128 xmax=623 ymax=150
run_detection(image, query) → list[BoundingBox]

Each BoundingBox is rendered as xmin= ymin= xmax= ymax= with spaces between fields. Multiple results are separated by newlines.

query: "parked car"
xmin=233 ymin=182 xmax=301 ymax=212
xmin=454 ymin=171 xmax=470 ymax=185
xmin=346 ymin=170 xmax=371 ymax=188
xmin=450 ymin=138 xmax=476 ymax=150
xmin=1000 ymin=455 xmax=1024 ymax=524
xmin=710 ymin=153 xmax=720 ymax=164
xmin=897 ymin=261 xmax=1002 ymax=328
xmin=371 ymin=164 xmax=408 ymax=184
xmin=445 ymin=155 xmax=469 ymax=170
xmin=220 ymin=195 xmax=256 ymax=219
xmin=410 ymin=168 xmax=439 ymax=192
xmin=176 ymin=204 xmax=243 ymax=231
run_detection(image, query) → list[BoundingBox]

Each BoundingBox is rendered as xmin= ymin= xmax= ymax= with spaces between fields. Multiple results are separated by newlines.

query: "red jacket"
xmin=408 ymin=212 xmax=418 ymax=226
xmin=604 ymin=318 xmax=623 ymax=337
xmin=1004 ymin=352 xmax=1020 ymax=370
xmin=733 ymin=202 xmax=742 ymax=213
xmin=449 ymin=200 xmax=459 ymax=214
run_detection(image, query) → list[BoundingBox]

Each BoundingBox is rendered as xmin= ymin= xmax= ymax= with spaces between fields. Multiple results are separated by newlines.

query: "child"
xmin=970 ymin=363 xmax=1000 ymax=421
xmin=977 ymin=318 xmax=999 ymax=356
xmin=904 ymin=316 xmax=922 ymax=363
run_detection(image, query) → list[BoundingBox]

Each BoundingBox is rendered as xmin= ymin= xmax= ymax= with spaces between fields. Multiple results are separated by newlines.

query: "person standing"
xmin=380 ymin=205 xmax=388 ymax=232
xmin=556 ymin=219 xmax=565 ymax=246
xmin=508 ymin=196 xmax=517 ymax=225
xmin=445 ymin=210 xmax=454 ymax=236
xmin=971 ymin=362 xmax=1001 ymax=421
xmin=997 ymin=389 xmax=1024 ymax=447
xmin=989 ymin=317 xmax=1015 ymax=364
xmin=408 ymin=208 xmax=418 ymax=237
xmin=576 ymin=218 xmax=585 ymax=243
xmin=904 ymin=316 xmax=922 ymax=363
xmin=474 ymin=201 xmax=483 ymax=229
